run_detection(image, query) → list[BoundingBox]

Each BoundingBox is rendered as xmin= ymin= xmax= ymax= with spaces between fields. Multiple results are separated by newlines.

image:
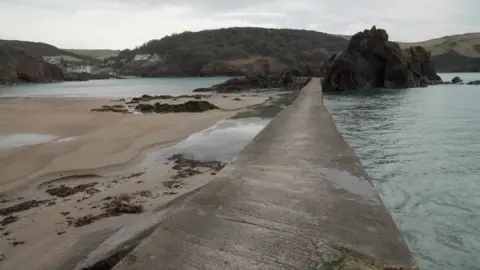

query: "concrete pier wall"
xmin=114 ymin=78 xmax=417 ymax=269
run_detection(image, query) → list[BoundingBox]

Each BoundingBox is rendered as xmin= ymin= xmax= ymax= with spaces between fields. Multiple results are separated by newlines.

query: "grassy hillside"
xmin=398 ymin=33 xmax=480 ymax=72
xmin=338 ymin=32 xmax=480 ymax=57
xmin=397 ymin=33 xmax=480 ymax=58
xmin=334 ymin=32 xmax=480 ymax=72
xmin=115 ymin=27 xmax=349 ymax=76
xmin=0 ymin=40 xmax=94 ymax=62
xmin=67 ymin=49 xmax=120 ymax=60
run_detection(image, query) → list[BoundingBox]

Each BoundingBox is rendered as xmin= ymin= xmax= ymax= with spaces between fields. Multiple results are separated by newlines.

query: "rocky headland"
xmin=321 ymin=26 xmax=442 ymax=92
xmin=0 ymin=45 xmax=64 ymax=84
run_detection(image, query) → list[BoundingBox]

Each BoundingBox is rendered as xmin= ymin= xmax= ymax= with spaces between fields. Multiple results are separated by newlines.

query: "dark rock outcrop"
xmin=91 ymin=105 xmax=128 ymax=113
xmin=135 ymin=100 xmax=218 ymax=113
xmin=0 ymin=45 xmax=64 ymax=84
xmin=321 ymin=26 xmax=442 ymax=92
xmin=193 ymin=71 xmax=306 ymax=93
xmin=467 ymin=80 xmax=480 ymax=85
xmin=451 ymin=76 xmax=463 ymax=84
xmin=126 ymin=94 xmax=210 ymax=104
xmin=135 ymin=103 xmax=155 ymax=113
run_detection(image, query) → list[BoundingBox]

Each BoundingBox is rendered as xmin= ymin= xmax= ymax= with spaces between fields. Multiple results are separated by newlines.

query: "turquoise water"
xmin=324 ymin=73 xmax=480 ymax=270
xmin=0 ymin=77 xmax=230 ymax=98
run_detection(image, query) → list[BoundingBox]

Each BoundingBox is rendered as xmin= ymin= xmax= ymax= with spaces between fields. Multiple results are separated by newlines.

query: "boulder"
xmin=321 ymin=26 xmax=441 ymax=92
xmin=451 ymin=76 xmax=462 ymax=84
xmin=140 ymin=94 xmax=154 ymax=101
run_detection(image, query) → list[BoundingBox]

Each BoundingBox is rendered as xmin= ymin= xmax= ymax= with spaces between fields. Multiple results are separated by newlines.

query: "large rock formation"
xmin=0 ymin=45 xmax=64 ymax=84
xmin=321 ymin=26 xmax=442 ymax=92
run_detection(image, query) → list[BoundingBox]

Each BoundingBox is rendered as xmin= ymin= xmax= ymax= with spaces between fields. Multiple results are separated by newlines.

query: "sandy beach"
xmin=0 ymin=92 xmax=273 ymax=269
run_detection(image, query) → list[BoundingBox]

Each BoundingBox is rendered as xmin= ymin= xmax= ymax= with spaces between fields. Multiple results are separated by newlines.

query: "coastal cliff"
xmin=321 ymin=26 xmax=442 ymax=92
xmin=0 ymin=45 xmax=64 ymax=84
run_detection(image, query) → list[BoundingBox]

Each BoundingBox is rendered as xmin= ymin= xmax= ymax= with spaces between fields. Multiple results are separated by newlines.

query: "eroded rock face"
xmin=321 ymin=26 xmax=441 ymax=92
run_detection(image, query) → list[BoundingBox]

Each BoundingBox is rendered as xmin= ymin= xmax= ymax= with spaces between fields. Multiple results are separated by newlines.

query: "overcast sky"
xmin=0 ymin=0 xmax=477 ymax=49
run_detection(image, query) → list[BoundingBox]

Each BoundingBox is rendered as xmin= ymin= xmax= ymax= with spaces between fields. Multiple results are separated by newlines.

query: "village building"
xmin=67 ymin=65 xmax=92 ymax=73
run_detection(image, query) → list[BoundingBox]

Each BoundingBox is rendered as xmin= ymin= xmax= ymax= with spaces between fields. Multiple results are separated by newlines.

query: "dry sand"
xmin=0 ymin=93 xmax=272 ymax=269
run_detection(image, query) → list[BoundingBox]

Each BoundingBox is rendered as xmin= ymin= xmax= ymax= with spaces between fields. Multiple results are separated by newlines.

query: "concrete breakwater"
xmin=112 ymin=78 xmax=417 ymax=269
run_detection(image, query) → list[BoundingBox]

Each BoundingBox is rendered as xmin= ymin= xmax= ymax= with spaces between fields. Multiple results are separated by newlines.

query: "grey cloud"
xmin=0 ymin=0 xmax=478 ymax=48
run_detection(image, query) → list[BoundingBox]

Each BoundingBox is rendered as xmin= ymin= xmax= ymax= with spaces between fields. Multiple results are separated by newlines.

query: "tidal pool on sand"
xmin=140 ymin=117 xmax=270 ymax=168
xmin=0 ymin=133 xmax=58 ymax=150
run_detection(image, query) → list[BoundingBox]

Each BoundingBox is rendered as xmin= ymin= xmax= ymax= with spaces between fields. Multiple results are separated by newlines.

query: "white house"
xmin=133 ymin=54 xmax=151 ymax=61
xmin=67 ymin=65 xmax=92 ymax=73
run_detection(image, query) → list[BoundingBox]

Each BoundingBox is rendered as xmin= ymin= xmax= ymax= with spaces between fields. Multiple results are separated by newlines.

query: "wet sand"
xmin=0 ymin=93 xmax=273 ymax=269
